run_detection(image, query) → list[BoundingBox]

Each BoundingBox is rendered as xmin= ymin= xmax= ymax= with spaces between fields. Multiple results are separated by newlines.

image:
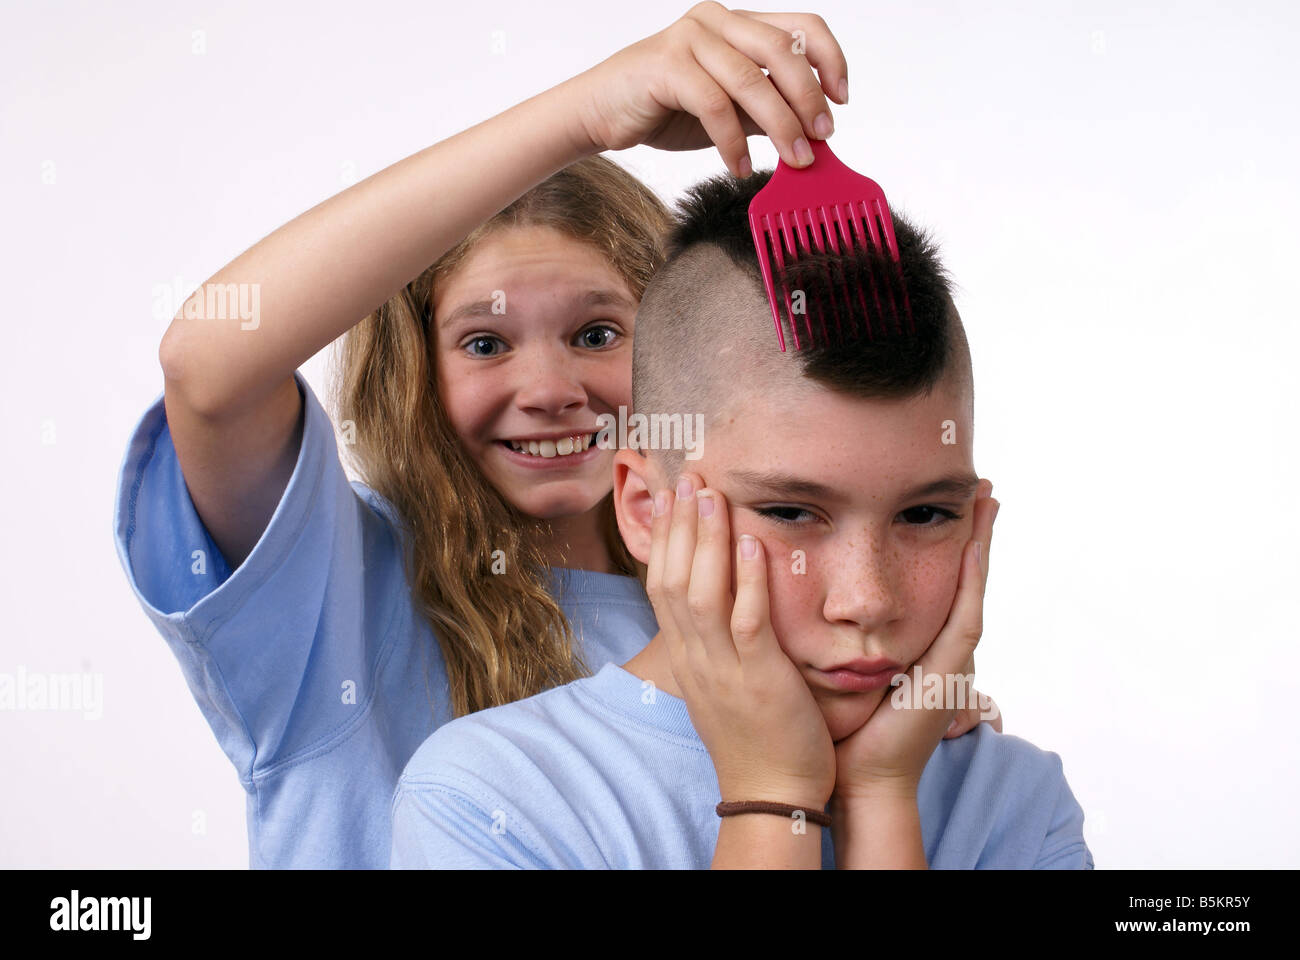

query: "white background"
xmin=2 ymin=0 xmax=1296 ymax=868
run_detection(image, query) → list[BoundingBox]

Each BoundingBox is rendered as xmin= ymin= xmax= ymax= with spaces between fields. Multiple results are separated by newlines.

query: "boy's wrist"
xmin=831 ymin=774 xmax=920 ymax=809
xmin=830 ymin=791 xmax=927 ymax=869
xmin=718 ymin=775 xmax=832 ymax=814
xmin=712 ymin=811 xmax=824 ymax=870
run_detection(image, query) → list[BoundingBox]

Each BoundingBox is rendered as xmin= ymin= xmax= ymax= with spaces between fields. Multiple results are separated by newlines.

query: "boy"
xmin=389 ymin=171 xmax=1092 ymax=869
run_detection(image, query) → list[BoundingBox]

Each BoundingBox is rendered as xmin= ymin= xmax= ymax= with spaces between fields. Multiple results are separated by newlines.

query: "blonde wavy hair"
xmin=330 ymin=156 xmax=672 ymax=718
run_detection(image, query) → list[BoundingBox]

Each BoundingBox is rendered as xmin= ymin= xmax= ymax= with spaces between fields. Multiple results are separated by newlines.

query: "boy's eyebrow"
xmin=725 ymin=469 xmax=981 ymax=503
xmin=898 ymin=474 xmax=982 ymax=502
xmin=725 ymin=469 xmax=840 ymax=501
xmin=439 ymin=289 xmax=636 ymax=329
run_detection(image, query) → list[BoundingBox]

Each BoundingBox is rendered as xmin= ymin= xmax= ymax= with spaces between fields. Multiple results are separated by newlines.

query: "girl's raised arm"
xmin=158 ymin=80 xmax=602 ymax=567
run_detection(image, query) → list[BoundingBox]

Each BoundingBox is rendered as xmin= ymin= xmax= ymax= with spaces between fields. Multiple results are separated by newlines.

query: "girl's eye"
xmin=755 ymin=505 xmax=818 ymax=526
xmin=899 ymin=506 xmax=961 ymax=527
xmin=464 ymin=335 xmax=506 ymax=357
xmin=577 ymin=324 xmax=620 ymax=349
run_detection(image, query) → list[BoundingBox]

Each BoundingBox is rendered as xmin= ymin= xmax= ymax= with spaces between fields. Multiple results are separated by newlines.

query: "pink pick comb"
xmin=748 ymin=139 xmax=912 ymax=351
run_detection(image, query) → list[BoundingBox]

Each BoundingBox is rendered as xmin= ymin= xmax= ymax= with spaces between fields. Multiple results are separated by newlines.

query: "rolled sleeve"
xmin=112 ymin=370 xmax=409 ymax=781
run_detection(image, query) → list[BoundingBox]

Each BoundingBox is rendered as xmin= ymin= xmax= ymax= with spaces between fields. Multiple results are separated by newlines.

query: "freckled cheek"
xmin=902 ymin=538 xmax=966 ymax=634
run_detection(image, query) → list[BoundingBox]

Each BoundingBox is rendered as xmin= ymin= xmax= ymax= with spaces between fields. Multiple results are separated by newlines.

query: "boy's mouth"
xmin=812 ymin=667 xmax=899 ymax=693
xmin=810 ymin=658 xmax=903 ymax=694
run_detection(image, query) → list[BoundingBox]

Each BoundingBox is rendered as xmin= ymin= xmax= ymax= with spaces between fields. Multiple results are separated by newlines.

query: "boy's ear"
xmin=613 ymin=447 xmax=661 ymax=567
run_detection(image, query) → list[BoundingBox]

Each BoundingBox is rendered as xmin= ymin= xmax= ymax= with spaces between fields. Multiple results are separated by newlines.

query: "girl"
xmin=113 ymin=3 xmax=986 ymax=869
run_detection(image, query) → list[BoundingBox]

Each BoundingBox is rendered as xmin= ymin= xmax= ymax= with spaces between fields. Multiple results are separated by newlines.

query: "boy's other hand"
xmin=942 ymin=654 xmax=1003 ymax=739
xmin=831 ymin=482 xmax=1000 ymax=803
xmin=646 ymin=472 xmax=836 ymax=811
xmin=566 ymin=3 xmax=849 ymax=176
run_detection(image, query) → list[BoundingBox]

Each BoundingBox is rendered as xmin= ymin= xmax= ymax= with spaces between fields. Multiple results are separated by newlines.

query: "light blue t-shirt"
xmin=112 ymin=370 xmax=658 ymax=869
xmin=391 ymin=662 xmax=1094 ymax=869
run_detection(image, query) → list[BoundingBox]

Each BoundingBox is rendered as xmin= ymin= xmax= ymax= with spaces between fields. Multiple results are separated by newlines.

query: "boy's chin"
xmin=819 ymin=690 xmax=888 ymax=743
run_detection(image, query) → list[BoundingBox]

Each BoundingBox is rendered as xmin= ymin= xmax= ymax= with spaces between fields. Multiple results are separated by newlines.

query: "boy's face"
xmin=635 ymin=370 xmax=979 ymax=743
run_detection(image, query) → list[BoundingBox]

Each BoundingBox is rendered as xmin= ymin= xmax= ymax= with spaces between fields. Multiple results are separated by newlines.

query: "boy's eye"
xmin=756 ymin=505 xmax=963 ymax=528
xmin=755 ymin=505 xmax=818 ymax=526
xmin=899 ymin=506 xmax=960 ymax=527
xmin=464 ymin=335 xmax=506 ymax=357
xmin=576 ymin=324 xmax=620 ymax=349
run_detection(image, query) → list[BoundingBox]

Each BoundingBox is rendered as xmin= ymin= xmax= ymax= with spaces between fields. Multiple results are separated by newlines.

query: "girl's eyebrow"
xmin=439 ymin=289 xmax=636 ymax=329
xmin=725 ymin=469 xmax=980 ymax=504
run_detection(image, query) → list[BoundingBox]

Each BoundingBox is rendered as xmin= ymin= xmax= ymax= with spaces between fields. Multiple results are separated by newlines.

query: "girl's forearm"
xmin=162 ymin=75 xmax=597 ymax=417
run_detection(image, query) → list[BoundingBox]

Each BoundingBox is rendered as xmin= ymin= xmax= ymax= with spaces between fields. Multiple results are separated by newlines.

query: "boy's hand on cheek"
xmin=646 ymin=473 xmax=836 ymax=812
xmin=831 ymin=487 xmax=1000 ymax=804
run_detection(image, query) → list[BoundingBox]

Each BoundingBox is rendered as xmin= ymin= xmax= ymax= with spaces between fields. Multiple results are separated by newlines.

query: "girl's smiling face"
xmin=433 ymin=225 xmax=638 ymax=521
xmin=704 ymin=374 xmax=980 ymax=742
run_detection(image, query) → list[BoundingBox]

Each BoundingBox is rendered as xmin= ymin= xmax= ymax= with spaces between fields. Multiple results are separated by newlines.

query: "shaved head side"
xmin=632 ymin=171 xmax=975 ymax=484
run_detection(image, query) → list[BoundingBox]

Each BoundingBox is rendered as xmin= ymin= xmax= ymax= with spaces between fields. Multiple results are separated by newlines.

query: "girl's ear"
xmin=612 ymin=447 xmax=659 ymax=566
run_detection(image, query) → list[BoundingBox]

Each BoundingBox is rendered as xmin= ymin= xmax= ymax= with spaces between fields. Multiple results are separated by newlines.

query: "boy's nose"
xmin=820 ymin=536 xmax=905 ymax=632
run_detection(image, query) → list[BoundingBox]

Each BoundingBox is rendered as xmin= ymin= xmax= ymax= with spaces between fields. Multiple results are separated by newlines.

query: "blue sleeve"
xmin=390 ymin=777 xmax=548 ymax=870
xmin=1034 ymin=756 xmax=1095 ymax=870
xmin=112 ymin=370 xmax=412 ymax=782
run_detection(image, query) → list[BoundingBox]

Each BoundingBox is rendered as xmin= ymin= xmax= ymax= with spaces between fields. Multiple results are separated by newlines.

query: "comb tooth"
xmin=815 ymin=212 xmax=845 ymax=344
xmin=795 ymin=209 xmax=823 ymax=346
xmin=756 ymin=222 xmax=785 ymax=351
xmin=875 ymin=203 xmax=913 ymax=334
xmin=810 ymin=211 xmax=836 ymax=346
xmin=794 ymin=209 xmax=820 ymax=346
xmin=786 ymin=209 xmax=816 ymax=348
xmin=831 ymin=204 xmax=866 ymax=342
xmin=832 ymin=201 xmax=863 ymax=340
xmin=773 ymin=213 xmax=802 ymax=350
xmin=871 ymin=200 xmax=904 ymax=335
xmin=854 ymin=205 xmax=885 ymax=340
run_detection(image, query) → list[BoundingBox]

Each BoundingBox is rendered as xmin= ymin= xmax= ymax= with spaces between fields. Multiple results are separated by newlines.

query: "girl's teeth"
xmin=509 ymin=434 xmax=593 ymax=458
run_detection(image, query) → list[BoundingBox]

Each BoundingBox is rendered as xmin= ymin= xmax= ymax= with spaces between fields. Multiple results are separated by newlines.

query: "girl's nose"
xmin=512 ymin=348 xmax=588 ymax=416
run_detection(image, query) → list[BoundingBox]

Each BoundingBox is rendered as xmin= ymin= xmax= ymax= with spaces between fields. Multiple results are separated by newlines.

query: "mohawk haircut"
xmin=632 ymin=169 xmax=973 ymax=484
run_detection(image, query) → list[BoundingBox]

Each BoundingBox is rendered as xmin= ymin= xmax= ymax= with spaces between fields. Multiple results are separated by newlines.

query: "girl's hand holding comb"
xmin=561 ymin=2 xmax=848 ymax=176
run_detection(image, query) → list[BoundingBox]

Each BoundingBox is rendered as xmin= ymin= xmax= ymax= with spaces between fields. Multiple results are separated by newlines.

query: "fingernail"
xmin=696 ymin=491 xmax=715 ymax=518
xmin=653 ymin=490 xmax=669 ymax=517
xmin=974 ymin=541 xmax=982 ymax=567
xmin=676 ymin=476 xmax=693 ymax=500
xmin=739 ymin=534 xmax=757 ymax=559
xmin=946 ymin=718 xmax=959 ymax=735
xmin=793 ymin=137 xmax=813 ymax=165
xmin=992 ymin=501 xmax=1001 ymax=524
xmin=813 ymin=112 xmax=833 ymax=139
xmin=737 ymin=154 xmax=752 ymax=178
xmin=838 ymin=77 xmax=848 ymax=103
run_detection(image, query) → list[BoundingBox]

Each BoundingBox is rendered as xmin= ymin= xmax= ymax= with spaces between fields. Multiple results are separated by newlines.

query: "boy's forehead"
xmin=704 ymin=376 xmax=975 ymax=502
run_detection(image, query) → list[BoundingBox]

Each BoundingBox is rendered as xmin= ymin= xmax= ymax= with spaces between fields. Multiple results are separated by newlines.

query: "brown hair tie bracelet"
xmin=716 ymin=801 xmax=832 ymax=827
